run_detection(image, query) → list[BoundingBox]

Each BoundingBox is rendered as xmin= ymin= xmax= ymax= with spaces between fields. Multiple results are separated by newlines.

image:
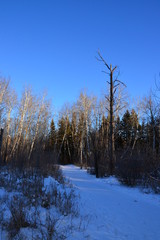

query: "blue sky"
xmin=0 ymin=0 xmax=160 ymax=110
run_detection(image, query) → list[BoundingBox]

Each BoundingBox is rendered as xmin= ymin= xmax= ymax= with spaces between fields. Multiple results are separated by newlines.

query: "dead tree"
xmin=97 ymin=51 xmax=126 ymax=175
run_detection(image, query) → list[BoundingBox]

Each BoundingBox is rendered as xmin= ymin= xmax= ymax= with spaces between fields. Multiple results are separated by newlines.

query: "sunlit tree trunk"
xmin=10 ymin=90 xmax=30 ymax=158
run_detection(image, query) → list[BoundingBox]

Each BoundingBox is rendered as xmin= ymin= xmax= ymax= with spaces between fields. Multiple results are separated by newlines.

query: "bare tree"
xmin=57 ymin=105 xmax=73 ymax=164
xmin=0 ymin=77 xmax=16 ymax=163
xmin=77 ymin=91 xmax=95 ymax=167
xmin=7 ymin=87 xmax=51 ymax=166
xmin=97 ymin=51 xmax=126 ymax=175
xmin=3 ymin=89 xmax=17 ymax=163
xmin=130 ymin=99 xmax=143 ymax=152
xmin=10 ymin=89 xmax=31 ymax=159
xmin=142 ymin=93 xmax=158 ymax=152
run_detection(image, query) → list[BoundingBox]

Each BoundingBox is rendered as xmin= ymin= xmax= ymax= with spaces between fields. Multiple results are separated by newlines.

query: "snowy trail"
xmin=61 ymin=165 xmax=160 ymax=240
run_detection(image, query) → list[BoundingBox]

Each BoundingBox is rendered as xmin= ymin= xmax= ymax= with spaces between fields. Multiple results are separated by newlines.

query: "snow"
xmin=0 ymin=170 xmax=79 ymax=239
xmin=0 ymin=165 xmax=160 ymax=239
xmin=61 ymin=164 xmax=160 ymax=240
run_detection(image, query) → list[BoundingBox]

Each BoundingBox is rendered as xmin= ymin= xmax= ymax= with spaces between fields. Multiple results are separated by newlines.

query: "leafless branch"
xmin=105 ymin=106 xmax=110 ymax=112
xmin=102 ymin=70 xmax=110 ymax=75
xmin=113 ymin=88 xmax=117 ymax=95
xmin=114 ymin=79 xmax=126 ymax=87
xmin=105 ymin=95 xmax=110 ymax=102
xmin=114 ymin=105 xmax=126 ymax=113
xmin=97 ymin=50 xmax=110 ymax=70
xmin=113 ymin=83 xmax=120 ymax=89
xmin=112 ymin=66 xmax=117 ymax=72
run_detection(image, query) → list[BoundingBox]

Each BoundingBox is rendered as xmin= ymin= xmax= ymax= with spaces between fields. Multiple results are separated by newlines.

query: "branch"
xmin=114 ymin=105 xmax=126 ymax=113
xmin=102 ymin=70 xmax=110 ymax=75
xmin=114 ymin=79 xmax=126 ymax=87
xmin=113 ymin=88 xmax=117 ymax=95
xmin=112 ymin=66 xmax=117 ymax=72
xmin=105 ymin=106 xmax=110 ymax=112
xmin=97 ymin=50 xmax=110 ymax=70
xmin=105 ymin=95 xmax=110 ymax=102
xmin=113 ymin=83 xmax=120 ymax=89
xmin=95 ymin=56 xmax=103 ymax=62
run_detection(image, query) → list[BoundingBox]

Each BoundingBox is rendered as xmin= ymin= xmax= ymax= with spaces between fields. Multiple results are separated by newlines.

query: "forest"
xmin=1 ymin=0 xmax=160 ymax=238
xmin=0 ymin=56 xmax=160 ymax=238
xmin=0 ymin=55 xmax=160 ymax=192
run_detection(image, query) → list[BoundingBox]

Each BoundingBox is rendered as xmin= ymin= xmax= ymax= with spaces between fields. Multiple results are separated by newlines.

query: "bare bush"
xmin=116 ymin=151 xmax=144 ymax=186
xmin=0 ymin=164 xmax=79 ymax=239
xmin=7 ymin=196 xmax=30 ymax=239
xmin=116 ymin=150 xmax=160 ymax=192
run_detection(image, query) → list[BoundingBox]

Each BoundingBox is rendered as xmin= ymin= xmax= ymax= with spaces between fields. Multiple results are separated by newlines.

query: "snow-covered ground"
xmin=61 ymin=165 xmax=160 ymax=240
xmin=0 ymin=169 xmax=79 ymax=240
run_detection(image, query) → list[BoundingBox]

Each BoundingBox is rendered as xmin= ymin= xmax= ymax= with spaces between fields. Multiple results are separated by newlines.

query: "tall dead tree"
xmin=97 ymin=51 xmax=126 ymax=175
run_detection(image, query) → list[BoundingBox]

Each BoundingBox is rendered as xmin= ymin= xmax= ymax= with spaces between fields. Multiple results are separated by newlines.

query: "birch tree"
xmin=0 ymin=78 xmax=17 ymax=163
xmin=142 ymin=93 xmax=158 ymax=153
xmin=3 ymin=89 xmax=17 ymax=163
xmin=77 ymin=91 xmax=95 ymax=167
xmin=10 ymin=89 xmax=31 ymax=159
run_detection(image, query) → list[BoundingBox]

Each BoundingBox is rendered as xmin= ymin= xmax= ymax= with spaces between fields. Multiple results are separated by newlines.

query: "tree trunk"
xmin=80 ymin=136 xmax=83 ymax=169
xmin=153 ymin=125 xmax=156 ymax=153
xmin=109 ymin=67 xmax=115 ymax=175
xmin=0 ymin=128 xmax=4 ymax=164
xmin=97 ymin=51 xmax=125 ymax=175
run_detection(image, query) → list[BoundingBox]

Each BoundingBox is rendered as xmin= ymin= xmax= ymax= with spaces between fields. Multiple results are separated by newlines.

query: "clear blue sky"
xmin=0 ymin=0 xmax=160 ymax=109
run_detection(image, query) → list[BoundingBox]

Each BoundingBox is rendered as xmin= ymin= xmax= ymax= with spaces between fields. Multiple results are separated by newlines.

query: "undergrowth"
xmin=0 ymin=165 xmax=79 ymax=239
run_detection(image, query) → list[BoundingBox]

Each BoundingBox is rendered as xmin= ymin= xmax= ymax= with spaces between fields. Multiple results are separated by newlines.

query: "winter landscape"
xmin=0 ymin=165 xmax=160 ymax=239
xmin=0 ymin=1 xmax=160 ymax=239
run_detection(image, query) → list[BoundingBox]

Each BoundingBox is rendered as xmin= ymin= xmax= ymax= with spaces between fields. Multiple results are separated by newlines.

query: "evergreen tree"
xmin=65 ymin=116 xmax=74 ymax=164
xmin=49 ymin=119 xmax=56 ymax=151
xmin=121 ymin=110 xmax=132 ymax=146
xmin=100 ymin=115 xmax=109 ymax=152
xmin=130 ymin=109 xmax=139 ymax=147
xmin=57 ymin=116 xmax=73 ymax=164
xmin=115 ymin=116 xmax=123 ymax=149
xmin=57 ymin=116 xmax=66 ymax=164
xmin=138 ymin=120 xmax=147 ymax=149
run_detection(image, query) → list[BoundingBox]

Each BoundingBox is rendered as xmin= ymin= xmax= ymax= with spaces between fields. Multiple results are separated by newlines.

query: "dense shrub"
xmin=116 ymin=152 xmax=144 ymax=186
xmin=116 ymin=150 xmax=160 ymax=191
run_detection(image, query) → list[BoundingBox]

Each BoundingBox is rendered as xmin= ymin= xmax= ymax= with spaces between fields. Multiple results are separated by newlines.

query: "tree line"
xmin=0 ymin=53 xmax=160 ymax=190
